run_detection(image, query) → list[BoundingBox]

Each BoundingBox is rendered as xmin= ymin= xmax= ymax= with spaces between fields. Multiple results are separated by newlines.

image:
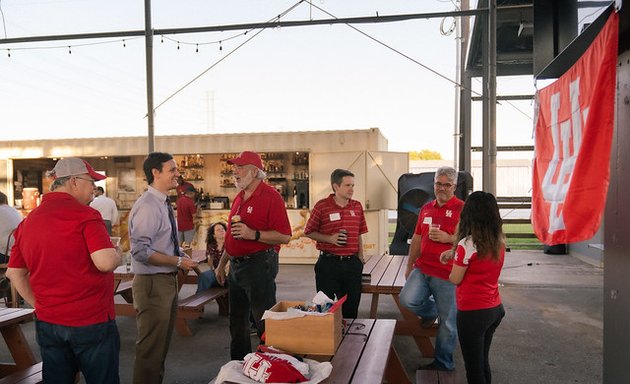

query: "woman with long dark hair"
xmin=197 ymin=222 xmax=227 ymax=293
xmin=441 ymin=191 xmax=505 ymax=384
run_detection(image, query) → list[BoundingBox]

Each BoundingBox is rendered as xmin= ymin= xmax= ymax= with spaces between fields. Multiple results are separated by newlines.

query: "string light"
xmin=7 ymin=48 xmax=10 ymax=57
xmin=177 ymin=41 xmax=180 ymax=50
xmin=123 ymin=39 xmax=126 ymax=47
xmin=161 ymin=35 xmax=164 ymax=43
xmin=195 ymin=43 xmax=198 ymax=53
xmin=68 ymin=46 xmax=71 ymax=54
xmin=219 ymin=41 xmax=222 ymax=51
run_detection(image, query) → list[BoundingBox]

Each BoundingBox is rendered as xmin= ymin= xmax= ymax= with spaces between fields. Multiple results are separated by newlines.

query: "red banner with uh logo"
xmin=532 ymin=11 xmax=618 ymax=245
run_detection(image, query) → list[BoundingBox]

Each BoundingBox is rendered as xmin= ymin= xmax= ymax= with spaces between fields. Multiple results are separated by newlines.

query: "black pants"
xmin=314 ymin=253 xmax=363 ymax=318
xmin=228 ymin=249 xmax=278 ymax=360
xmin=457 ymin=304 xmax=505 ymax=384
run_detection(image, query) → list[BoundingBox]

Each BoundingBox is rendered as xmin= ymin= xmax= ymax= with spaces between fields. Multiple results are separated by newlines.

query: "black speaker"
xmin=389 ymin=171 xmax=473 ymax=255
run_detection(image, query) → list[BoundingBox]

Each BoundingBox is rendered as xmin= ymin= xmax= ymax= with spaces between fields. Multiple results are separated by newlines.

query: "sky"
xmin=0 ymin=0 xmax=543 ymax=159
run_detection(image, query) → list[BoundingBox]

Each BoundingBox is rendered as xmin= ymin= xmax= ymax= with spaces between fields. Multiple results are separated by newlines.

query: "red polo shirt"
xmin=176 ymin=195 xmax=196 ymax=231
xmin=225 ymin=182 xmax=291 ymax=257
xmin=9 ymin=192 xmax=115 ymax=326
xmin=453 ymin=237 xmax=504 ymax=311
xmin=304 ymin=194 xmax=368 ymax=256
xmin=413 ymin=196 xmax=464 ymax=280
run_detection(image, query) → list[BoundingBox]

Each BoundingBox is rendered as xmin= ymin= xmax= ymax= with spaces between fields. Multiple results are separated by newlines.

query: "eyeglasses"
xmin=434 ymin=182 xmax=454 ymax=189
xmin=74 ymin=177 xmax=96 ymax=187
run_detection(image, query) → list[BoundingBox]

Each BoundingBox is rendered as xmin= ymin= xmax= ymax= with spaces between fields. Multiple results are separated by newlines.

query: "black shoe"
xmin=418 ymin=362 xmax=453 ymax=371
xmin=421 ymin=316 xmax=437 ymax=329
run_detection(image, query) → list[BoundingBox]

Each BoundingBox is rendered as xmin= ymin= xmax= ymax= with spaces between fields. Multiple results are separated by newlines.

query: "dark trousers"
xmin=457 ymin=304 xmax=505 ymax=384
xmin=35 ymin=319 xmax=120 ymax=384
xmin=228 ymin=249 xmax=278 ymax=360
xmin=314 ymin=253 xmax=363 ymax=318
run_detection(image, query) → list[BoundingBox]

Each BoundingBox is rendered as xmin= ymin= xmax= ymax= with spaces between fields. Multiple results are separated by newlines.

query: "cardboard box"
xmin=265 ymin=301 xmax=342 ymax=355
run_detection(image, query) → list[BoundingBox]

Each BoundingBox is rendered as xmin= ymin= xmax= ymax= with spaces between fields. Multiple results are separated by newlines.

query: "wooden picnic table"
xmin=113 ymin=250 xmax=228 ymax=336
xmin=320 ymin=318 xmax=410 ymax=384
xmin=361 ymin=253 xmax=438 ymax=357
xmin=0 ymin=308 xmax=37 ymax=378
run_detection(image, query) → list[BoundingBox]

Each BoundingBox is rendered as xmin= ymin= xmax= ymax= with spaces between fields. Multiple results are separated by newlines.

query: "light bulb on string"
xmin=123 ymin=39 xmax=126 ymax=48
xmin=7 ymin=49 xmax=10 ymax=58
xmin=161 ymin=35 xmax=164 ymax=43
xmin=68 ymin=46 xmax=72 ymax=54
xmin=196 ymin=44 xmax=199 ymax=53
xmin=177 ymin=41 xmax=180 ymax=50
xmin=219 ymin=41 xmax=222 ymax=51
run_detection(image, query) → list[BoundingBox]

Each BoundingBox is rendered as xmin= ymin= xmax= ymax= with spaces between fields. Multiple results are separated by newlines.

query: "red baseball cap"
xmin=227 ymin=151 xmax=263 ymax=170
xmin=51 ymin=158 xmax=106 ymax=181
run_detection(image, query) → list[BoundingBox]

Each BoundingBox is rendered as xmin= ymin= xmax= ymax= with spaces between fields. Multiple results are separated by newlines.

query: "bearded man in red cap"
xmin=7 ymin=157 xmax=122 ymax=383
xmin=215 ymin=151 xmax=292 ymax=360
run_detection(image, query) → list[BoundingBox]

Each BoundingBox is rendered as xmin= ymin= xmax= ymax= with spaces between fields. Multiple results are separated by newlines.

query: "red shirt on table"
xmin=453 ymin=237 xmax=504 ymax=311
xmin=304 ymin=194 xmax=368 ymax=256
xmin=414 ymin=196 xmax=464 ymax=280
xmin=225 ymin=182 xmax=291 ymax=258
xmin=9 ymin=192 xmax=115 ymax=327
xmin=176 ymin=194 xmax=197 ymax=231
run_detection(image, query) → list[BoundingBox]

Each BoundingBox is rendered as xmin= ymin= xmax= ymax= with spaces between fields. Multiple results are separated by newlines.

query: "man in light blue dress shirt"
xmin=128 ymin=152 xmax=198 ymax=384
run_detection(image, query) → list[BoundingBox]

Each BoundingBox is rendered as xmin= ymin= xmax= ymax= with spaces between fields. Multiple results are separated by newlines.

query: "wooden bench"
xmin=416 ymin=368 xmax=465 ymax=384
xmin=0 ymin=362 xmax=42 ymax=384
xmin=175 ymin=287 xmax=229 ymax=336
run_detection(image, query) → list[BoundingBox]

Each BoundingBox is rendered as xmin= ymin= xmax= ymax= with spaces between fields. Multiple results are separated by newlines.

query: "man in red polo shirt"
xmin=215 ymin=151 xmax=291 ymax=360
xmin=7 ymin=157 xmax=122 ymax=383
xmin=176 ymin=185 xmax=198 ymax=245
xmin=400 ymin=166 xmax=464 ymax=372
xmin=304 ymin=168 xmax=368 ymax=318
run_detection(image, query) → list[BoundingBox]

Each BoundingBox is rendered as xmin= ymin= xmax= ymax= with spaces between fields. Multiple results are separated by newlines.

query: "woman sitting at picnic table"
xmin=440 ymin=191 xmax=506 ymax=384
xmin=197 ymin=222 xmax=228 ymax=293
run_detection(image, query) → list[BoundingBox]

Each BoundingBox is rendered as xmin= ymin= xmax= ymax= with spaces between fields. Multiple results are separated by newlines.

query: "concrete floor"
xmin=1 ymin=250 xmax=602 ymax=383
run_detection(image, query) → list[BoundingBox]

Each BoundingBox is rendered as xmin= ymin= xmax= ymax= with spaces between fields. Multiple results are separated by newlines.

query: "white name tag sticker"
xmin=423 ymin=216 xmax=432 ymax=225
xmin=329 ymin=212 xmax=341 ymax=221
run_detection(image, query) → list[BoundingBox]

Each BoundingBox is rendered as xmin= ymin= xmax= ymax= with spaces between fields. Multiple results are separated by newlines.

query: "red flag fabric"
xmin=532 ymin=11 xmax=618 ymax=245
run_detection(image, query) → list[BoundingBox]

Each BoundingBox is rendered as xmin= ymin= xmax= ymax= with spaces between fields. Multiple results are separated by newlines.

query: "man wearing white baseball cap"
xmin=7 ymin=157 xmax=122 ymax=383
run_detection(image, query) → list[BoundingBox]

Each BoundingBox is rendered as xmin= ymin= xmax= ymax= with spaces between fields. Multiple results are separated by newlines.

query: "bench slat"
xmin=0 ymin=362 xmax=42 ymax=384
xmin=178 ymin=288 xmax=228 ymax=310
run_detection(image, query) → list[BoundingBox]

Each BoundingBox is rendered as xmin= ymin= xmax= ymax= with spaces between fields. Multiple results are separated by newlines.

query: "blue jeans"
xmin=399 ymin=268 xmax=458 ymax=370
xmin=197 ymin=269 xmax=220 ymax=293
xmin=35 ymin=319 xmax=120 ymax=384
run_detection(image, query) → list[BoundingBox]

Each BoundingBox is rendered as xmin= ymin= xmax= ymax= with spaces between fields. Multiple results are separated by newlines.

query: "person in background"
xmin=399 ymin=166 xmax=464 ymax=371
xmin=440 ymin=191 xmax=506 ymax=384
xmin=215 ymin=151 xmax=291 ymax=360
xmin=304 ymin=168 xmax=368 ymax=318
xmin=90 ymin=186 xmax=119 ymax=236
xmin=128 ymin=152 xmax=198 ymax=384
xmin=0 ymin=191 xmax=22 ymax=263
xmin=176 ymin=185 xmax=198 ymax=245
xmin=196 ymin=222 xmax=227 ymax=293
xmin=176 ymin=175 xmax=194 ymax=199
xmin=6 ymin=157 xmax=121 ymax=383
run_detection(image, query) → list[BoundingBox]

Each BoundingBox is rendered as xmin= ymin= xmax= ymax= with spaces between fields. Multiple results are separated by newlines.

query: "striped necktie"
xmin=166 ymin=198 xmax=180 ymax=256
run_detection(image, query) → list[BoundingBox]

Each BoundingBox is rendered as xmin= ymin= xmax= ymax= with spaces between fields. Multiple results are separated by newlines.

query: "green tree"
xmin=409 ymin=150 xmax=442 ymax=160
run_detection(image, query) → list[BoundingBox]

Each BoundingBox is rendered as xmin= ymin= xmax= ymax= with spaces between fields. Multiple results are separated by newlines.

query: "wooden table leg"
xmin=369 ymin=293 xmax=379 ymax=319
xmin=175 ymin=318 xmax=193 ymax=337
xmin=385 ymin=345 xmax=412 ymax=384
xmin=392 ymin=294 xmax=436 ymax=357
xmin=1 ymin=325 xmax=36 ymax=369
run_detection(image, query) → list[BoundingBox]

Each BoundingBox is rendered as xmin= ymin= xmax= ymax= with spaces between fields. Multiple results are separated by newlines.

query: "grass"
xmin=386 ymin=221 xmax=543 ymax=250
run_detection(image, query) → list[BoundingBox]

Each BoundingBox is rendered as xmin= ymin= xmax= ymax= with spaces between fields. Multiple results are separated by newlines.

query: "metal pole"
xmin=458 ymin=0 xmax=471 ymax=172
xmin=144 ymin=0 xmax=155 ymax=153
xmin=482 ymin=0 xmax=497 ymax=194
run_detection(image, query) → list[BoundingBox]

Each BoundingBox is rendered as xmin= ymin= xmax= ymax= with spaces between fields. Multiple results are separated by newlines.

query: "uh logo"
xmin=539 ymin=77 xmax=588 ymax=235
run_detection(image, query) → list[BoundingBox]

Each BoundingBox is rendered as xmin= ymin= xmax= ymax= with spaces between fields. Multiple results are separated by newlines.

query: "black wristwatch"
xmin=254 ymin=230 xmax=261 ymax=241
